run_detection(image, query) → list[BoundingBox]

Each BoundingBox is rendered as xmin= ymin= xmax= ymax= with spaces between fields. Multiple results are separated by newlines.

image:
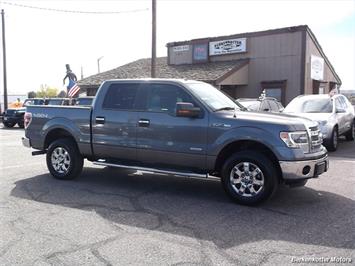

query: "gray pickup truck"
xmin=22 ymin=79 xmax=328 ymax=205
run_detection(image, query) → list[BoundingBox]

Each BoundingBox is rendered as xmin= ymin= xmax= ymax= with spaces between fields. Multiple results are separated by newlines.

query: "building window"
xmin=261 ymin=80 xmax=286 ymax=105
xmin=192 ymin=43 xmax=208 ymax=63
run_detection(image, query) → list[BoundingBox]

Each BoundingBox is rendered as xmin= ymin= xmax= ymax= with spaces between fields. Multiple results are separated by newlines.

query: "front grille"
xmin=309 ymin=126 xmax=322 ymax=150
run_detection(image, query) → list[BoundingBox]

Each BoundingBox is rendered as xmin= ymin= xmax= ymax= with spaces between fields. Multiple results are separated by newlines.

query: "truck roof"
xmin=103 ymin=78 xmax=205 ymax=85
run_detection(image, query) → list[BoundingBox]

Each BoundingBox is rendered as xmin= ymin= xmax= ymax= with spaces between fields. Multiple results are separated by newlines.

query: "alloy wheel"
xmin=229 ymin=162 xmax=264 ymax=197
xmin=51 ymin=147 xmax=71 ymax=174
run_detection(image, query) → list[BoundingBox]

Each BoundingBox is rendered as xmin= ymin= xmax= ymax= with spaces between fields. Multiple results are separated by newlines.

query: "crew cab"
xmin=22 ymin=79 xmax=329 ymax=205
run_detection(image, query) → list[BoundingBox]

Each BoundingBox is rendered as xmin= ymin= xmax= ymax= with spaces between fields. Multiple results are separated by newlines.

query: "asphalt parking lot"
xmin=0 ymin=125 xmax=354 ymax=266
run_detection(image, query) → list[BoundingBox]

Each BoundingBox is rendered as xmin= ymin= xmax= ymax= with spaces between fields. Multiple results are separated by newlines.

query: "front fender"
xmin=209 ymin=126 xmax=293 ymax=160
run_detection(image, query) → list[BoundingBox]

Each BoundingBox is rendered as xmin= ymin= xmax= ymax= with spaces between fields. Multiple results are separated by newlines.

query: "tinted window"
xmin=47 ymin=99 xmax=63 ymax=105
xmin=268 ymin=100 xmax=280 ymax=112
xmin=24 ymin=99 xmax=44 ymax=106
xmin=144 ymin=84 xmax=195 ymax=114
xmin=260 ymin=100 xmax=271 ymax=111
xmin=76 ymin=98 xmax=93 ymax=106
xmin=103 ymin=83 xmax=138 ymax=110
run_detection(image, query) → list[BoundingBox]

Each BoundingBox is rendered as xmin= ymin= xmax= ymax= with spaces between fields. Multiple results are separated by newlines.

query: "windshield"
xmin=24 ymin=99 xmax=44 ymax=106
xmin=284 ymin=97 xmax=333 ymax=113
xmin=187 ymin=82 xmax=243 ymax=111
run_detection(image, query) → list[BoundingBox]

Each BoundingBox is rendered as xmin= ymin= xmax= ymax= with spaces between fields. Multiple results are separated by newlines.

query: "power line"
xmin=0 ymin=1 xmax=149 ymax=15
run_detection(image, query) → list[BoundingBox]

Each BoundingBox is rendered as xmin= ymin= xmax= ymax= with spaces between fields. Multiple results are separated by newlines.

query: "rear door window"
xmin=102 ymin=83 xmax=138 ymax=110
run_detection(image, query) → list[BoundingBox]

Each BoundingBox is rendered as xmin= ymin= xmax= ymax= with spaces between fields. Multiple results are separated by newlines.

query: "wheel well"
xmin=44 ymin=128 xmax=76 ymax=149
xmin=214 ymin=140 xmax=282 ymax=180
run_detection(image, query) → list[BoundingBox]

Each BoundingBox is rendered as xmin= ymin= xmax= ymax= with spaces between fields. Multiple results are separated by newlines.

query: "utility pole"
xmin=1 ymin=9 xmax=8 ymax=111
xmin=151 ymin=0 xmax=156 ymax=78
xmin=97 ymin=56 xmax=103 ymax=73
xmin=80 ymin=65 xmax=84 ymax=79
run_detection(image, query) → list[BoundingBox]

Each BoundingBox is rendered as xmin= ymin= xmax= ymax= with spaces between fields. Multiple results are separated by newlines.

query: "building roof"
xmin=166 ymin=25 xmax=309 ymax=47
xmin=78 ymin=57 xmax=249 ymax=87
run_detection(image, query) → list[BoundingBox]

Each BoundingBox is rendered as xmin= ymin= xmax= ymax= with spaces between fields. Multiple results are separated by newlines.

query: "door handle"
xmin=96 ymin=116 xmax=105 ymax=124
xmin=138 ymin=119 xmax=150 ymax=127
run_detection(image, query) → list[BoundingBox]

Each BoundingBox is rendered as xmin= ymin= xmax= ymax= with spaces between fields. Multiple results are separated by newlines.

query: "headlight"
xmin=280 ymin=131 xmax=310 ymax=153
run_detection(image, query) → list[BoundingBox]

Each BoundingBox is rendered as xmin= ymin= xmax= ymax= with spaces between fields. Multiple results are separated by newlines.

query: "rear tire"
xmin=221 ymin=151 xmax=278 ymax=205
xmin=345 ymin=122 xmax=354 ymax=141
xmin=46 ymin=138 xmax=83 ymax=180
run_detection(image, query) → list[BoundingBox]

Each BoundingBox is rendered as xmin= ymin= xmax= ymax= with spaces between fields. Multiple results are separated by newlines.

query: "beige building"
xmin=79 ymin=25 xmax=341 ymax=105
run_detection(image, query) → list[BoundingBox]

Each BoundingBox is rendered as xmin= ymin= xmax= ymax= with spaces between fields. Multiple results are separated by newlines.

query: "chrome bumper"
xmin=279 ymin=155 xmax=329 ymax=180
xmin=22 ymin=137 xmax=31 ymax=148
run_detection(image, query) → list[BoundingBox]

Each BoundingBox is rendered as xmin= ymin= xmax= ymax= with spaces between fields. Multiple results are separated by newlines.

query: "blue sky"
xmin=0 ymin=0 xmax=354 ymax=95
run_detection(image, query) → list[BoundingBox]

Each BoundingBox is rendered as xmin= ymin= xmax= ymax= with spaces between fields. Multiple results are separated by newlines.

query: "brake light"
xmin=24 ymin=112 xmax=32 ymax=129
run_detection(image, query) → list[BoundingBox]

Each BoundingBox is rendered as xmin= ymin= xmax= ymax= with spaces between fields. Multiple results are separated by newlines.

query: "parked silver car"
xmin=283 ymin=94 xmax=355 ymax=151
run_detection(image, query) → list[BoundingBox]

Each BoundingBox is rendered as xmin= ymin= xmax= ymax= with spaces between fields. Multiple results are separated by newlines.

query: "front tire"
xmin=3 ymin=122 xmax=14 ymax=128
xmin=46 ymin=138 xmax=83 ymax=180
xmin=221 ymin=151 xmax=278 ymax=205
xmin=345 ymin=122 xmax=354 ymax=141
xmin=326 ymin=127 xmax=338 ymax=151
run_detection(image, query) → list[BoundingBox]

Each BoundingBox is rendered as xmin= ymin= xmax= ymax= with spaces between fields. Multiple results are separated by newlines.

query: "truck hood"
xmin=217 ymin=110 xmax=318 ymax=130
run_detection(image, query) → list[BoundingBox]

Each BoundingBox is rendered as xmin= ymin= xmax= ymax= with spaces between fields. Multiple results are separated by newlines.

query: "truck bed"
xmin=25 ymin=105 xmax=92 ymax=156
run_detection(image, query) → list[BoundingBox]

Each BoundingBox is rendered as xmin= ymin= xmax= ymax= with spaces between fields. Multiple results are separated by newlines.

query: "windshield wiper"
xmin=214 ymin=107 xmax=235 ymax=112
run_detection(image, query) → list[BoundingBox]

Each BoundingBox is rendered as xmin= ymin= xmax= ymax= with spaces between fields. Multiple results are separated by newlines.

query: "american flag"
xmin=67 ymin=79 xmax=80 ymax=98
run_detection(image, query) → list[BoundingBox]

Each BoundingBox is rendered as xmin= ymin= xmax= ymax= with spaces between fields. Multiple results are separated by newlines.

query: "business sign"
xmin=193 ymin=43 xmax=208 ymax=62
xmin=209 ymin=38 xmax=247 ymax=55
xmin=311 ymin=55 xmax=324 ymax=81
xmin=172 ymin=45 xmax=189 ymax=52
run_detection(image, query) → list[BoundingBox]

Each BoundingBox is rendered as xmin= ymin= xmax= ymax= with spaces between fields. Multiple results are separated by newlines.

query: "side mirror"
xmin=176 ymin=102 xmax=200 ymax=118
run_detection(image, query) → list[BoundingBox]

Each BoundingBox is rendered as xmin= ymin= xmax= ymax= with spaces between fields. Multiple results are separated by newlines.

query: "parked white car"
xmin=283 ymin=94 xmax=355 ymax=151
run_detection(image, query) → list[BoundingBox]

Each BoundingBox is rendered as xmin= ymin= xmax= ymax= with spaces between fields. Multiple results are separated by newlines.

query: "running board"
xmin=93 ymin=161 xmax=218 ymax=180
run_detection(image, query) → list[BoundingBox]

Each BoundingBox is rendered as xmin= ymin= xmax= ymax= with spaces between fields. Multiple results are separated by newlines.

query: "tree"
xmin=36 ymin=84 xmax=58 ymax=98
xmin=57 ymin=90 xmax=67 ymax=98
xmin=27 ymin=91 xmax=36 ymax=98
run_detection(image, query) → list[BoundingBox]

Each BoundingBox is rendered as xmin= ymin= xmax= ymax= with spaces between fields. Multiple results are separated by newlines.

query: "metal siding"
xmin=169 ymin=31 xmax=304 ymax=104
xmin=236 ymin=54 xmax=301 ymax=104
xmin=209 ymin=31 xmax=302 ymax=62
xmin=304 ymin=32 xmax=339 ymax=94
